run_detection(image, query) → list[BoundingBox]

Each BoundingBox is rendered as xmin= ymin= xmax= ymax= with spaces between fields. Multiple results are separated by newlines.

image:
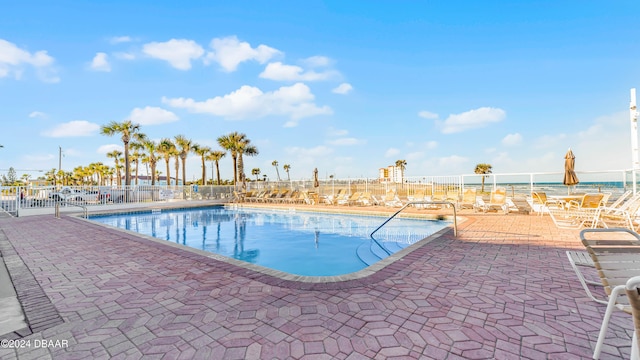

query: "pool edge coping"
xmin=71 ymin=205 xmax=467 ymax=290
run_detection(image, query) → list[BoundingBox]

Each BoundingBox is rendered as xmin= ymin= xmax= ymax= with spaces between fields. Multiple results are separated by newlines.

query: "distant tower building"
xmin=378 ymin=165 xmax=404 ymax=183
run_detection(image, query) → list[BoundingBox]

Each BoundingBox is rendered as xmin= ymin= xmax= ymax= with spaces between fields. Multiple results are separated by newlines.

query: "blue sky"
xmin=1 ymin=1 xmax=639 ymax=182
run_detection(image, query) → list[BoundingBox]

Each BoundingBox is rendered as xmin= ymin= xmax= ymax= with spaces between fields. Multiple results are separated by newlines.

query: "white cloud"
xmin=0 ymin=39 xmax=58 ymax=82
xmin=502 ymin=133 xmax=522 ymax=146
xmin=284 ymin=145 xmax=333 ymax=158
xmin=438 ymin=155 xmax=468 ymax=166
xmin=128 ymin=106 xmax=179 ymax=125
xmin=385 ymin=148 xmax=400 ymax=158
xmin=327 ymin=127 xmax=348 ymax=137
xmin=327 ymin=137 xmax=365 ymax=146
xmin=332 ymin=83 xmax=353 ymax=95
xmin=259 ymin=62 xmax=338 ymax=82
xmin=97 ymin=144 xmax=123 ymax=154
xmin=440 ymin=107 xmax=506 ymax=134
xmin=418 ymin=111 xmax=439 ymax=119
xmin=109 ymin=36 xmax=132 ymax=44
xmin=90 ymin=52 xmax=111 ymax=72
xmin=303 ymin=56 xmax=331 ymax=67
xmin=41 ymin=120 xmax=100 ymax=137
xmin=425 ymin=141 xmax=438 ymax=149
xmin=29 ymin=111 xmax=47 ymax=119
xmin=205 ymin=36 xmax=281 ymax=72
xmin=534 ymin=134 xmax=567 ymax=149
xmin=162 ymin=82 xmax=332 ymax=122
xmin=142 ymin=39 xmax=204 ymax=70
xmin=114 ymin=52 xmax=135 ymax=60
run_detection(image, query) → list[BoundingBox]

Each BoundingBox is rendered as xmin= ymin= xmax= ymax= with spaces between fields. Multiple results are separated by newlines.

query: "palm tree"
xmin=251 ymin=168 xmax=261 ymax=181
xmin=207 ymin=150 xmax=226 ymax=185
xmin=100 ymin=120 xmax=141 ymax=186
xmin=174 ymin=135 xmax=192 ymax=187
xmin=272 ymin=160 xmax=281 ymax=181
xmin=236 ymin=138 xmax=258 ymax=190
xmin=142 ymin=140 xmax=159 ymax=185
xmin=158 ymin=138 xmax=176 ymax=186
xmin=192 ymin=144 xmax=211 ymax=185
xmin=130 ymin=133 xmax=148 ymax=185
xmin=106 ymin=150 xmax=123 ymax=185
xmin=395 ymin=159 xmax=407 ymax=183
xmin=217 ymin=133 xmax=241 ymax=185
xmin=474 ymin=163 xmax=493 ymax=193
xmin=283 ymin=164 xmax=291 ymax=181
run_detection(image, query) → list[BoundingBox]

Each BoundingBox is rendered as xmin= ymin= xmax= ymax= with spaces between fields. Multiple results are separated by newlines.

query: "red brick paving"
xmin=0 ymin=211 xmax=636 ymax=359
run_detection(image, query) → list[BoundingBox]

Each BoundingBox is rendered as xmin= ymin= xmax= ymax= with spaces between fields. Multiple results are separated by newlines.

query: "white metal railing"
xmin=2 ymin=168 xmax=640 ymax=217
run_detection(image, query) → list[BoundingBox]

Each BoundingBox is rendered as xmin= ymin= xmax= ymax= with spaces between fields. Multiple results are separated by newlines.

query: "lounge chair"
xmin=625 ymin=276 xmax=640 ymax=360
xmin=408 ymin=190 xmax=426 ymax=209
xmin=567 ymin=192 xmax=605 ymax=210
xmin=457 ymin=188 xmax=477 ymax=210
xmin=579 ymin=228 xmax=640 ymax=359
xmin=549 ymin=193 xmax=604 ymax=229
xmin=527 ymin=191 xmax=564 ymax=216
xmin=356 ymin=192 xmax=375 ymax=206
xmin=595 ymin=193 xmax=640 ymax=231
xmin=338 ymin=192 xmax=362 ymax=206
xmin=383 ymin=189 xmax=403 ymax=207
xmin=477 ymin=188 xmax=508 ymax=214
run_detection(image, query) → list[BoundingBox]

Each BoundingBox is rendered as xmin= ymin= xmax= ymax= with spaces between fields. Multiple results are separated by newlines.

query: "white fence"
xmin=0 ymin=185 xmax=236 ymax=217
xmin=1 ymin=169 xmax=638 ymax=217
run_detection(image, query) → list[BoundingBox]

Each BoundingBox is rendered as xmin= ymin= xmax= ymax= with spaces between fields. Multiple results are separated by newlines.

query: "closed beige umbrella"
xmin=563 ymin=148 xmax=579 ymax=194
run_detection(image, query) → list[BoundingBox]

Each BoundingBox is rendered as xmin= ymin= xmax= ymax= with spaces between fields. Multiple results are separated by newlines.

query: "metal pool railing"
xmin=370 ymin=201 xmax=458 ymax=254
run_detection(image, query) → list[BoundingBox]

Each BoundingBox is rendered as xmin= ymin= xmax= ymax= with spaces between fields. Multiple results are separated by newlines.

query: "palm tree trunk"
xmin=181 ymin=156 xmax=187 ymax=187
xmin=165 ymin=160 xmax=171 ymax=186
xmin=201 ymin=156 xmax=206 ymax=185
xmin=237 ymin=154 xmax=245 ymax=191
xmin=215 ymin=161 xmax=221 ymax=185
xmin=232 ymin=154 xmax=238 ymax=185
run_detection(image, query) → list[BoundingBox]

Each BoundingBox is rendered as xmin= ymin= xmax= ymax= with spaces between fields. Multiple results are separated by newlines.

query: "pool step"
xmin=356 ymin=240 xmax=409 ymax=266
xmin=356 ymin=242 xmax=382 ymax=266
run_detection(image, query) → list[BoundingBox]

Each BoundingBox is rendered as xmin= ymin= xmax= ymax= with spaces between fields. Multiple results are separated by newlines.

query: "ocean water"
xmin=495 ymin=181 xmax=630 ymax=197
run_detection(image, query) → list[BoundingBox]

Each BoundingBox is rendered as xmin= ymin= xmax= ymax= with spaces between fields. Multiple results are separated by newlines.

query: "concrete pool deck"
xmin=0 ymin=204 xmax=636 ymax=359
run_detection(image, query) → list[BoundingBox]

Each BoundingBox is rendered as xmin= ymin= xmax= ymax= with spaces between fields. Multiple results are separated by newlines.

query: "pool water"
xmin=89 ymin=206 xmax=451 ymax=276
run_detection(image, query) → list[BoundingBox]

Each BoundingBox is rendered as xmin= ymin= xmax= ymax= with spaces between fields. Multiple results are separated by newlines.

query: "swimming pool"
xmin=89 ymin=206 xmax=451 ymax=276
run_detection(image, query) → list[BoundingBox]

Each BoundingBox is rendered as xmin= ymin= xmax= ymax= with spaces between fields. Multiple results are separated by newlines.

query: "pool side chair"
xmin=596 ymin=193 xmax=640 ymax=231
xmin=409 ymin=190 xmax=426 ymax=209
xmin=548 ymin=194 xmax=605 ymax=229
xmin=528 ymin=191 xmax=564 ymax=216
xmin=567 ymin=193 xmax=605 ymax=210
xmin=457 ymin=188 xmax=477 ymax=210
xmin=356 ymin=192 xmax=375 ymax=206
xmin=566 ymin=250 xmax=606 ymax=305
xmin=478 ymin=188 xmax=508 ymax=214
xmin=625 ymin=276 xmax=640 ymax=360
xmin=338 ymin=192 xmax=362 ymax=206
xmin=580 ymin=228 xmax=640 ymax=359
xmin=383 ymin=190 xmax=403 ymax=207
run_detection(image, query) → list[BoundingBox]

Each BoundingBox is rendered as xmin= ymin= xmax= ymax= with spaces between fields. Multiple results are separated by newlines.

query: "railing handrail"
xmin=370 ymin=201 xmax=458 ymax=253
xmin=55 ymin=201 xmax=88 ymax=218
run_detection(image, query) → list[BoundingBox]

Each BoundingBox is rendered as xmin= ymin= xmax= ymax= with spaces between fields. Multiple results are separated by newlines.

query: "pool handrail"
xmin=54 ymin=201 xmax=88 ymax=219
xmin=370 ymin=201 xmax=458 ymax=250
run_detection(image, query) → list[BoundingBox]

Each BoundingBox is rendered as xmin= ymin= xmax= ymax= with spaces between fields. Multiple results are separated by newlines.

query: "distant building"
xmin=378 ymin=165 xmax=404 ymax=183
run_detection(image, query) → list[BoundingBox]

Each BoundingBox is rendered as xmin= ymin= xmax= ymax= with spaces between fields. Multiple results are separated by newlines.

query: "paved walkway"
xmin=0 ymin=209 xmax=635 ymax=359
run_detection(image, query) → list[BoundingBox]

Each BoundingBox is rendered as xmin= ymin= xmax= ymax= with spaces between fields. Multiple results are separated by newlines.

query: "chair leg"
xmin=632 ymin=330 xmax=639 ymax=360
xmin=593 ymin=285 xmax=625 ymax=359
xmin=566 ymin=251 xmax=607 ymax=304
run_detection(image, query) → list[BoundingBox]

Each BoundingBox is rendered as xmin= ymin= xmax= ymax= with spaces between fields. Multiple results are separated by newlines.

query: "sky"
xmin=1 ymin=0 xmax=640 ymax=183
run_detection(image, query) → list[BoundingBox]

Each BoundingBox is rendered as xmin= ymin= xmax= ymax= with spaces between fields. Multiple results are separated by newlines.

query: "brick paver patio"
xmin=0 ymin=208 xmax=635 ymax=359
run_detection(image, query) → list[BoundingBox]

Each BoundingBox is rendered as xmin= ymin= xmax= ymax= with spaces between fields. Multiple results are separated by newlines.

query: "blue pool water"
xmin=89 ymin=206 xmax=451 ymax=276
